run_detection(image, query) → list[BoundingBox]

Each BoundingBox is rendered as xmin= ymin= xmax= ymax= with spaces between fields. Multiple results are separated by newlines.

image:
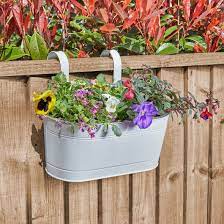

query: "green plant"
xmin=1 ymin=0 xmax=223 ymax=60
xmin=33 ymin=68 xmax=219 ymax=138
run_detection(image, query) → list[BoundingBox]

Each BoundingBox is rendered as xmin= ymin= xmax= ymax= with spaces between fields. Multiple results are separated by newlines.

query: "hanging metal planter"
xmin=44 ymin=50 xmax=169 ymax=182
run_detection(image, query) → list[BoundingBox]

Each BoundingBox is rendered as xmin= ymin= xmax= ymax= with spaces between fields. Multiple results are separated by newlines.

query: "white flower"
xmin=102 ymin=94 xmax=120 ymax=113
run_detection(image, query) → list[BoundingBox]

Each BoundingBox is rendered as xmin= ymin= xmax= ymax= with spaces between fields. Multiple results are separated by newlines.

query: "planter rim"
xmin=44 ymin=114 xmax=169 ymax=139
xmin=44 ymin=113 xmax=169 ymax=127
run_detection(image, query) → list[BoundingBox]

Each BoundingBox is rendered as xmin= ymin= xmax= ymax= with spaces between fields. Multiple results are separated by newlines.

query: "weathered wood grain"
xmin=132 ymin=171 xmax=156 ymax=224
xmin=0 ymin=55 xmax=223 ymax=224
xmin=210 ymin=66 xmax=224 ymax=224
xmin=102 ymin=176 xmax=129 ymax=224
xmin=28 ymin=77 xmax=64 ymax=224
xmin=69 ymin=181 xmax=98 ymax=224
xmin=0 ymin=53 xmax=224 ymax=77
xmin=159 ymin=68 xmax=185 ymax=224
xmin=0 ymin=78 xmax=29 ymax=223
xmin=185 ymin=67 xmax=210 ymax=224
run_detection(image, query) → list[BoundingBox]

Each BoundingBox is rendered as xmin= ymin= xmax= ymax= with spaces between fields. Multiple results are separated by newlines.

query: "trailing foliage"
xmin=33 ymin=68 xmax=219 ymax=137
xmin=0 ymin=0 xmax=223 ymax=60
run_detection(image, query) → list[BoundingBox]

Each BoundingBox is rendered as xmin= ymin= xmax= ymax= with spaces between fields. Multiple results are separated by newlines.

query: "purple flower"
xmin=78 ymin=120 xmax=96 ymax=138
xmin=38 ymin=115 xmax=45 ymax=120
xmin=132 ymin=102 xmax=158 ymax=129
xmin=90 ymin=102 xmax=103 ymax=115
xmin=90 ymin=105 xmax=99 ymax=115
xmin=74 ymin=89 xmax=92 ymax=106
xmin=74 ymin=89 xmax=92 ymax=99
xmin=78 ymin=120 xmax=88 ymax=132
xmin=87 ymin=127 xmax=95 ymax=138
xmin=55 ymin=119 xmax=63 ymax=129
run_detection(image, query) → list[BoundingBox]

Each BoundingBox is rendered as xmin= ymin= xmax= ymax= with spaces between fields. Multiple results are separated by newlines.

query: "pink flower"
xmin=124 ymin=89 xmax=135 ymax=100
xmin=123 ymin=79 xmax=132 ymax=88
xmin=90 ymin=104 xmax=100 ymax=115
xmin=123 ymin=79 xmax=135 ymax=100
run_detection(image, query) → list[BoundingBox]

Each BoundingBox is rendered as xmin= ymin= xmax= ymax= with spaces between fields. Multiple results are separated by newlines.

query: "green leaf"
xmin=179 ymin=37 xmax=185 ymax=49
xmin=184 ymin=42 xmax=195 ymax=51
xmin=117 ymin=36 xmax=145 ymax=54
xmin=164 ymin=26 xmax=178 ymax=38
xmin=156 ymin=43 xmax=179 ymax=55
xmin=28 ymin=32 xmax=49 ymax=60
xmin=135 ymin=92 xmax=145 ymax=103
xmin=161 ymin=14 xmax=174 ymax=22
xmin=96 ymin=74 xmax=106 ymax=84
xmin=163 ymin=102 xmax=171 ymax=110
xmin=179 ymin=38 xmax=195 ymax=52
xmin=112 ymin=124 xmax=122 ymax=137
xmin=161 ymin=14 xmax=174 ymax=26
xmin=52 ymin=73 xmax=67 ymax=83
xmin=122 ymin=67 xmax=133 ymax=75
xmin=1 ymin=45 xmax=28 ymax=61
xmin=185 ymin=35 xmax=207 ymax=48
xmin=102 ymin=124 xmax=109 ymax=137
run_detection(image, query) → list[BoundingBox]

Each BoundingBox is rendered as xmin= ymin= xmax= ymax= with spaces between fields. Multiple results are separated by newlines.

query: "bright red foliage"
xmin=0 ymin=0 xmax=223 ymax=58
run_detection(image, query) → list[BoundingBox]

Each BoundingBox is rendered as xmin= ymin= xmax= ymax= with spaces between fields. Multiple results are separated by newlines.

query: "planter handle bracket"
xmin=100 ymin=50 xmax=122 ymax=83
xmin=47 ymin=51 xmax=69 ymax=81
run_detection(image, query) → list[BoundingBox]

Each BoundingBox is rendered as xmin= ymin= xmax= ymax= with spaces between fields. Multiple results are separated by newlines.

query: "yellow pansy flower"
xmin=33 ymin=90 xmax=56 ymax=115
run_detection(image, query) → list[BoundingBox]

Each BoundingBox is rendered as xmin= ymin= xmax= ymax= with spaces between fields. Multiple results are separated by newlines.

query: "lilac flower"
xmin=90 ymin=105 xmax=99 ymax=115
xmin=90 ymin=102 xmax=103 ymax=115
xmin=74 ymin=89 xmax=92 ymax=99
xmin=55 ymin=119 xmax=63 ymax=129
xmin=38 ymin=115 xmax=45 ymax=120
xmin=81 ymin=99 xmax=89 ymax=106
xmin=87 ymin=127 xmax=95 ymax=138
xmin=74 ymin=89 xmax=92 ymax=106
xmin=78 ymin=120 xmax=88 ymax=132
xmin=132 ymin=102 xmax=158 ymax=129
xmin=78 ymin=120 xmax=96 ymax=138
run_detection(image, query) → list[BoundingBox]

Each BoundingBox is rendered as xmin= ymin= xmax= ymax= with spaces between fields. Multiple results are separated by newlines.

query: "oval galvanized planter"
xmin=44 ymin=114 xmax=169 ymax=182
xmin=44 ymin=50 xmax=169 ymax=182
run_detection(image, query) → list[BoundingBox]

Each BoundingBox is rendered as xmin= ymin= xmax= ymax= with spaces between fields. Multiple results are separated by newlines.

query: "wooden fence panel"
xmin=158 ymin=68 xmax=185 ymax=224
xmin=210 ymin=66 xmax=224 ymax=224
xmin=0 ymin=55 xmax=224 ymax=224
xmin=0 ymin=78 xmax=29 ymax=224
xmin=27 ymin=77 xmax=48 ymax=224
xmin=102 ymin=176 xmax=129 ymax=224
xmin=185 ymin=67 xmax=210 ymax=224
xmin=132 ymin=171 xmax=156 ymax=224
xmin=69 ymin=181 xmax=98 ymax=224
xmin=28 ymin=77 xmax=65 ymax=224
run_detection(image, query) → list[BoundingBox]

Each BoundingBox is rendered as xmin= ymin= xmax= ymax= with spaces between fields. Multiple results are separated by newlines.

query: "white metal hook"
xmin=100 ymin=50 xmax=122 ymax=83
xmin=47 ymin=51 xmax=69 ymax=81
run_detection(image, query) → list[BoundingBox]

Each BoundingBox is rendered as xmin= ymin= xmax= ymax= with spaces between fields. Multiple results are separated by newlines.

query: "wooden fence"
xmin=0 ymin=53 xmax=223 ymax=224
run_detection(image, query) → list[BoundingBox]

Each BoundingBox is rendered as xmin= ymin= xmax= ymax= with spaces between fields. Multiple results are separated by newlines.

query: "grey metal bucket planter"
xmin=44 ymin=50 xmax=169 ymax=182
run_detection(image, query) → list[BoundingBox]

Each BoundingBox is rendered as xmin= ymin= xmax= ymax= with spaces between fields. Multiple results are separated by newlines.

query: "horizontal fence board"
xmin=185 ymin=67 xmax=210 ymax=224
xmin=0 ymin=53 xmax=224 ymax=77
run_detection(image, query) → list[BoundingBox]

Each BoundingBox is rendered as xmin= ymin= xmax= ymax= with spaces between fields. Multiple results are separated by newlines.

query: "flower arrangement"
xmin=33 ymin=68 xmax=219 ymax=138
xmin=1 ymin=0 xmax=224 ymax=61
